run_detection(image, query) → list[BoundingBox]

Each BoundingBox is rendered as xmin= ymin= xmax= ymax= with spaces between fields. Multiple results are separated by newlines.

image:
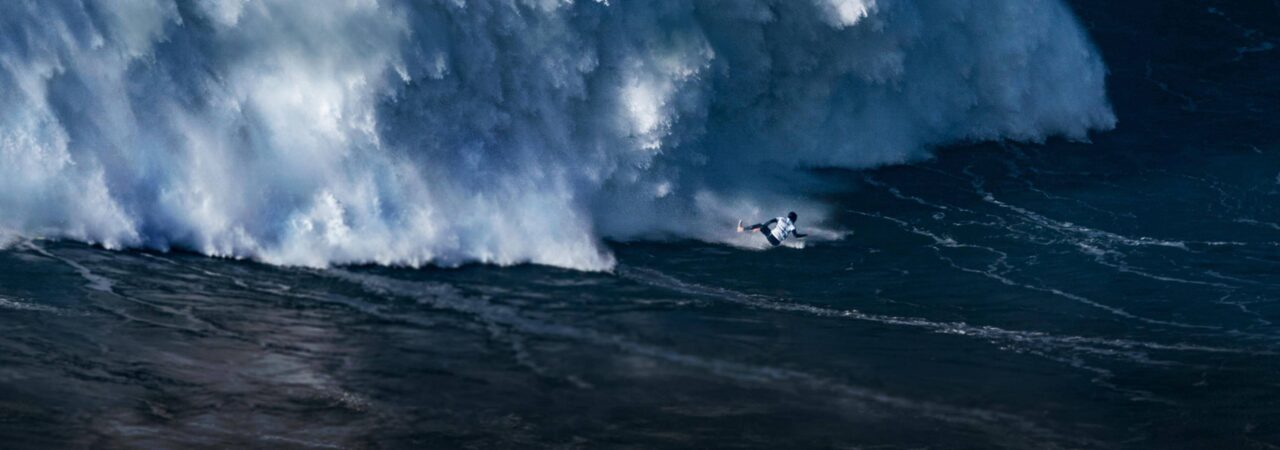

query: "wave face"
xmin=0 ymin=0 xmax=1114 ymax=270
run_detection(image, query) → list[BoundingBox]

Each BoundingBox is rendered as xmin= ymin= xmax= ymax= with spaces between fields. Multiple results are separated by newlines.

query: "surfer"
xmin=737 ymin=212 xmax=807 ymax=247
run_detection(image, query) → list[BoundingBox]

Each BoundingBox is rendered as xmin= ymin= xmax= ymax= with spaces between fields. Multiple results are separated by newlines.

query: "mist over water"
xmin=0 ymin=0 xmax=1113 ymax=270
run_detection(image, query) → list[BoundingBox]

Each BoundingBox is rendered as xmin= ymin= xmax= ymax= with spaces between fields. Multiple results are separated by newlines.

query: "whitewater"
xmin=0 ymin=0 xmax=1115 ymax=270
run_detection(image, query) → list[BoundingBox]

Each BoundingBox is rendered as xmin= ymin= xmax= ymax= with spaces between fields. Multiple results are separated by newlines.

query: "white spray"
xmin=0 ymin=0 xmax=1114 ymax=270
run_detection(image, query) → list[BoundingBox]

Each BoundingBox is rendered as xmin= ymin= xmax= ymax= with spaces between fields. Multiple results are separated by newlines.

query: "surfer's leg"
xmin=760 ymin=227 xmax=781 ymax=246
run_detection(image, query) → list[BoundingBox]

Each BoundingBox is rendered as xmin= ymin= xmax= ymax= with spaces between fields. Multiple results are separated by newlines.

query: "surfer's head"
xmin=788 ymin=211 xmax=798 ymax=222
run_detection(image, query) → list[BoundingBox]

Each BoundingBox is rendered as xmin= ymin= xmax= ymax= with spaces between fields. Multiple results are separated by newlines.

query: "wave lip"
xmin=0 ymin=0 xmax=1113 ymax=270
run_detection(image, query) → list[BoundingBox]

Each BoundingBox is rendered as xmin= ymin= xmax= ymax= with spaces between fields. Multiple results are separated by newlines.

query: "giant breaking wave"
xmin=0 ymin=0 xmax=1115 ymax=270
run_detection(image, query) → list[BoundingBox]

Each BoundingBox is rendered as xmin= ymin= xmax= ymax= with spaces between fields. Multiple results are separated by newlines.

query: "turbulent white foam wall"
xmin=0 ymin=0 xmax=1114 ymax=270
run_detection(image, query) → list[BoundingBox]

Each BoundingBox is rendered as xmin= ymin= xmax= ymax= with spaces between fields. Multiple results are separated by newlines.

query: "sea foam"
xmin=0 ymin=0 xmax=1114 ymax=270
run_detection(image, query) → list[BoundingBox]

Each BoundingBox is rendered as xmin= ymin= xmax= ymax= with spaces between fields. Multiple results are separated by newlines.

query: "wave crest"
xmin=0 ymin=0 xmax=1114 ymax=270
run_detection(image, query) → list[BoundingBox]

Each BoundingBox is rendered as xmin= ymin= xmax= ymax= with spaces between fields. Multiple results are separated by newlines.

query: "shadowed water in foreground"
xmin=2 ymin=124 xmax=1279 ymax=447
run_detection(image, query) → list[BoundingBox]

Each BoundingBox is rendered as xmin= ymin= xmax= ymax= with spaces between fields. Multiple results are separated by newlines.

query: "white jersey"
xmin=770 ymin=216 xmax=796 ymax=242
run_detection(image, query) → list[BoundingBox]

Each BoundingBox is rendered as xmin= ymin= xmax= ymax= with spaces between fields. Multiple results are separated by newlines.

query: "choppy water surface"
xmin=4 ymin=143 xmax=1279 ymax=448
xmin=3 ymin=0 xmax=1280 ymax=448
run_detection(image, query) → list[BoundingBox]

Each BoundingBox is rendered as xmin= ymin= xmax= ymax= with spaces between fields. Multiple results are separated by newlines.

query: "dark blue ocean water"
xmin=2 ymin=1 xmax=1279 ymax=448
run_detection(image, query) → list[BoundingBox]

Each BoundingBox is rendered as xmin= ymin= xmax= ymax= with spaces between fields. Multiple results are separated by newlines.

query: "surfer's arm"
xmin=794 ymin=231 xmax=808 ymax=238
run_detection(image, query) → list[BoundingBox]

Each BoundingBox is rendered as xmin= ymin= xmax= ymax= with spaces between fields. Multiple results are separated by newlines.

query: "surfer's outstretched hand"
xmin=736 ymin=220 xmax=744 ymax=233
